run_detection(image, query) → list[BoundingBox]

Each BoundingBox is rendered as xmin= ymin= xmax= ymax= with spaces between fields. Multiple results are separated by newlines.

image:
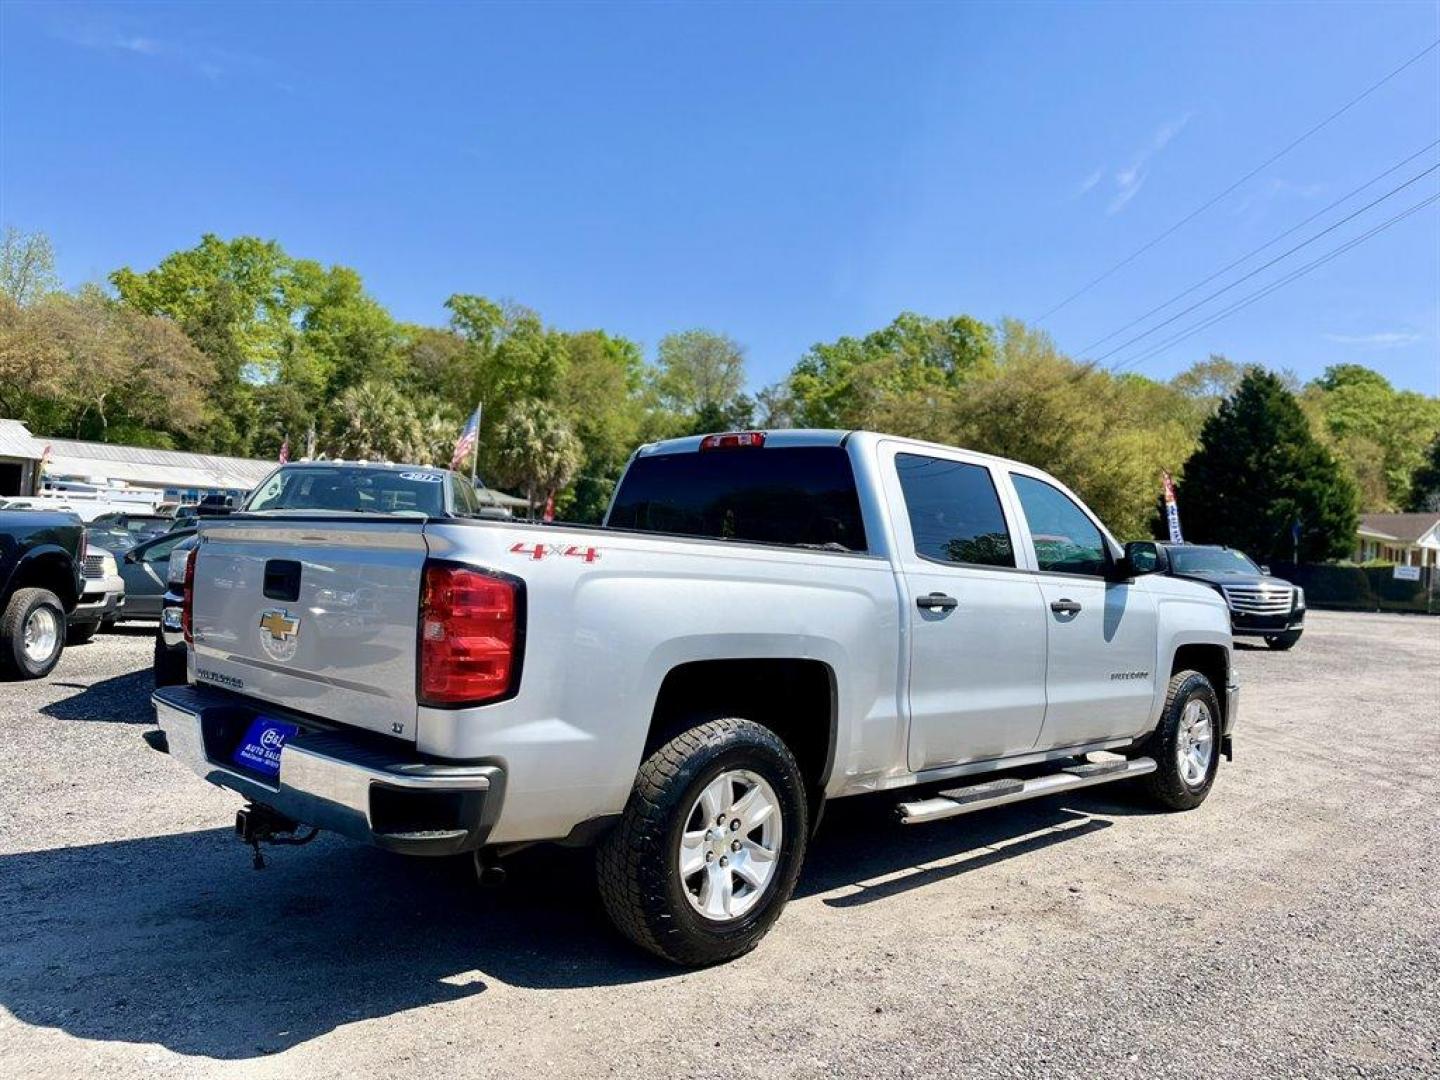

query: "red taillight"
xmin=418 ymin=563 xmax=522 ymax=707
xmin=698 ymin=431 xmax=766 ymax=451
xmin=181 ymin=547 xmax=198 ymax=644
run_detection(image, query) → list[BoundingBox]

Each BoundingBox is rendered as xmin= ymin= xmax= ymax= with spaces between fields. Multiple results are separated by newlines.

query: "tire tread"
xmin=0 ymin=587 xmax=66 ymax=679
xmin=596 ymin=718 xmax=806 ymax=966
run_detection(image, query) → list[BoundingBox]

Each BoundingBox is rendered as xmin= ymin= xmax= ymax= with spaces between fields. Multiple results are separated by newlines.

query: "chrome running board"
xmin=895 ymin=757 xmax=1156 ymax=825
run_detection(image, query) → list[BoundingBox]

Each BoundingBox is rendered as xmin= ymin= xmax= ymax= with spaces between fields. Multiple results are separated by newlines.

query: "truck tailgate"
xmin=190 ymin=518 xmax=426 ymax=740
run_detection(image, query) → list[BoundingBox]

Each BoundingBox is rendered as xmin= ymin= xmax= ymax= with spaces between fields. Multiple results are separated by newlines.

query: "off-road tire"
xmin=66 ymin=620 xmax=100 ymax=646
xmin=596 ymin=718 xmax=809 ymax=966
xmin=153 ymin=632 xmax=187 ymax=687
xmin=1133 ymin=669 xmax=1221 ymax=811
xmin=1265 ymin=630 xmax=1302 ymax=651
xmin=1 ymin=587 xmax=66 ymax=679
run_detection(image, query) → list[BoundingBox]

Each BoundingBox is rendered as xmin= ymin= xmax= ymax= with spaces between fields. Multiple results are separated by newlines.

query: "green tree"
xmin=556 ymin=330 xmax=646 ymax=521
xmin=950 ymin=321 xmax=1190 ymax=538
xmin=1304 ymin=364 xmax=1440 ymax=511
xmin=1176 ymin=368 xmax=1357 ymax=562
xmin=491 ymin=399 xmax=583 ymax=519
xmin=782 ymin=312 xmax=995 ymax=430
xmin=0 ymin=227 xmax=60 ymax=305
xmin=280 ymin=260 xmax=401 ymax=399
xmin=444 ymin=295 xmax=568 ymax=409
xmin=653 ymin=329 xmax=748 ymax=417
xmin=112 ymin=234 xmax=291 ymax=378
xmin=0 ymin=287 xmax=214 ymax=443
xmin=111 ymin=235 xmax=401 ymax=455
xmin=1407 ymin=434 xmax=1440 ymax=512
xmin=321 ymin=381 xmax=424 ymax=462
xmin=1170 ymin=354 xmax=1244 ymax=405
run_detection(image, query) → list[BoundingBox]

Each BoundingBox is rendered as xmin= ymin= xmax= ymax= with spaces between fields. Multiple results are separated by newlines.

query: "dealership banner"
xmin=1161 ymin=470 xmax=1183 ymax=543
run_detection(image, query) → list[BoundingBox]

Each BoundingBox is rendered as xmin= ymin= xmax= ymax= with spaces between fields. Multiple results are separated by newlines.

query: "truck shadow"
xmin=39 ymin=669 xmax=155 ymax=724
xmin=799 ymin=791 xmax=1112 ymax=906
xmin=0 ymin=794 xmax=1119 ymax=1060
xmin=40 ymin=673 xmax=153 ymax=722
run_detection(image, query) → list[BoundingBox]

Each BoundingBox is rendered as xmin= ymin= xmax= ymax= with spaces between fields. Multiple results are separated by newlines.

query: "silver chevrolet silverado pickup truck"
xmin=150 ymin=430 xmax=1237 ymax=965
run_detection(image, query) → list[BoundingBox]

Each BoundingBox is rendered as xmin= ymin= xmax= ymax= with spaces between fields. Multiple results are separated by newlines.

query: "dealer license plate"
xmin=232 ymin=716 xmax=299 ymax=779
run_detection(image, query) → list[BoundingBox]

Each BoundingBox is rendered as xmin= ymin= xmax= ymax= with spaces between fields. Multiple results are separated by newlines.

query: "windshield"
xmin=1169 ymin=546 xmax=1261 ymax=575
xmin=244 ymin=466 xmax=448 ymax=516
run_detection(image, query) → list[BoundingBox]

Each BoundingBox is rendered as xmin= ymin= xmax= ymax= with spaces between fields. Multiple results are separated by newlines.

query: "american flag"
xmin=278 ymin=437 xmax=290 ymax=464
xmin=450 ymin=405 xmax=482 ymax=471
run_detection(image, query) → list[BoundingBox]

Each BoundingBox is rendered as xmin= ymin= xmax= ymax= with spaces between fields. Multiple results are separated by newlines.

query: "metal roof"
xmin=2 ymin=419 xmax=275 ymax=490
xmin=0 ymin=419 xmax=42 ymax=459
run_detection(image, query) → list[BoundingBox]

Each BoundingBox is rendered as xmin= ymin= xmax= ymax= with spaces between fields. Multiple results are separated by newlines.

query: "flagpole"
xmin=469 ymin=402 xmax=482 ymax=489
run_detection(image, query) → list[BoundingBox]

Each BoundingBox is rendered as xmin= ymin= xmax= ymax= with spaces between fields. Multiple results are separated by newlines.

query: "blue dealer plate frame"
xmin=232 ymin=716 xmax=299 ymax=779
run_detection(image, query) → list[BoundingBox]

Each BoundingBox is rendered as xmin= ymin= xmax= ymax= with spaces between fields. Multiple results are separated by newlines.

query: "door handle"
xmin=917 ymin=592 xmax=958 ymax=612
xmin=1050 ymin=598 xmax=1082 ymax=615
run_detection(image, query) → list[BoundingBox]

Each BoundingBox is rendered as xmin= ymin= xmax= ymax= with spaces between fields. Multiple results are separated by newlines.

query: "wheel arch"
xmin=1170 ymin=642 xmax=1229 ymax=725
xmin=6 ymin=550 xmax=80 ymax=612
xmin=645 ymin=657 xmax=837 ymax=821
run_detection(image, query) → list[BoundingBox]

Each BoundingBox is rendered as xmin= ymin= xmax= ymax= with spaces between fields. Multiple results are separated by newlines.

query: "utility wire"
xmin=1075 ymin=139 xmax=1440 ymax=356
xmin=1034 ymin=38 xmax=1440 ymax=322
xmin=1081 ymin=161 xmax=1440 ymax=366
xmin=1106 ymin=191 xmax=1440 ymax=375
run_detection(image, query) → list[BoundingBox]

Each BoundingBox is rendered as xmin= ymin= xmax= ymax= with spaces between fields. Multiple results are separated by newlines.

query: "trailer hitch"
xmin=235 ymin=803 xmax=319 ymax=870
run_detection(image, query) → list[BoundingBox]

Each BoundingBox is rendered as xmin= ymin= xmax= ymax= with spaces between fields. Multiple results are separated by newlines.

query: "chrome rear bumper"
xmin=151 ymin=684 xmax=503 ymax=855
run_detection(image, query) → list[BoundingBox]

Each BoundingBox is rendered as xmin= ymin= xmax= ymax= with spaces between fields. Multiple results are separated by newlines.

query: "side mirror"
xmin=123 ymin=550 xmax=138 ymax=565
xmin=1259 ymin=565 xmax=1270 ymax=575
xmin=1122 ymin=540 xmax=1164 ymax=577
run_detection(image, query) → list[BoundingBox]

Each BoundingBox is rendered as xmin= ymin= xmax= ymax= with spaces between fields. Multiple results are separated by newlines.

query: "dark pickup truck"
xmin=0 ymin=510 xmax=85 ymax=678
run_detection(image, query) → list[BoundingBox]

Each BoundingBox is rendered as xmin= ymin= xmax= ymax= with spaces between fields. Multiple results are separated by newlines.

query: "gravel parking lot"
xmin=1 ymin=611 xmax=1436 ymax=1079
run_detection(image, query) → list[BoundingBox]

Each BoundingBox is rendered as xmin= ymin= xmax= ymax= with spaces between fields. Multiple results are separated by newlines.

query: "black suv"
xmin=1158 ymin=543 xmax=1305 ymax=650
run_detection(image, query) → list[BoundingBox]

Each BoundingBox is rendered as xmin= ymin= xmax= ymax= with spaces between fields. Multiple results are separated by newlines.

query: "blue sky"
xmin=2 ymin=1 xmax=1437 ymax=394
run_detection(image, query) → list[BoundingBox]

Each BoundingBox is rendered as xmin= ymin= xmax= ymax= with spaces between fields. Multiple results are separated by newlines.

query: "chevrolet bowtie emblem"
xmin=259 ymin=609 xmax=300 ymax=642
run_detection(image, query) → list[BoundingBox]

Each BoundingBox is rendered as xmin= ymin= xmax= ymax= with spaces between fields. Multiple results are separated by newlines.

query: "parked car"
xmin=0 ymin=510 xmax=85 ymax=678
xmin=113 ymin=529 xmax=196 ymax=622
xmin=88 ymin=512 xmax=171 ymax=549
xmin=153 ymin=533 xmax=198 ymax=687
xmin=149 ymin=430 xmax=1237 ymax=965
xmin=68 ymin=544 xmax=125 ymax=644
xmin=1157 ymin=542 xmax=1304 ymax=650
xmin=169 ymin=505 xmax=199 ymax=531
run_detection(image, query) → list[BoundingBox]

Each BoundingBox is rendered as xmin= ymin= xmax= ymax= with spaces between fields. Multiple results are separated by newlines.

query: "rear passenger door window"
xmin=895 ymin=453 xmax=1014 ymax=567
xmin=1011 ymin=474 xmax=1107 ymax=576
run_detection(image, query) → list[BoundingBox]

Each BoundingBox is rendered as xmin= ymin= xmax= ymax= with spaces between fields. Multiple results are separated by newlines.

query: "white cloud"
xmin=1322 ymin=331 xmax=1423 ymax=348
xmin=115 ymin=35 xmax=162 ymax=56
xmin=47 ymin=17 xmax=228 ymax=79
xmin=1108 ymin=171 xmax=1147 ymax=214
xmin=1076 ymin=168 xmax=1104 ymax=196
xmin=1093 ymin=112 xmax=1195 ymax=216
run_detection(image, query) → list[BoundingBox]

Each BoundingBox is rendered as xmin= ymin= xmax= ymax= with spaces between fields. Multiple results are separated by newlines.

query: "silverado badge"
xmin=258 ymin=608 xmax=300 ymax=661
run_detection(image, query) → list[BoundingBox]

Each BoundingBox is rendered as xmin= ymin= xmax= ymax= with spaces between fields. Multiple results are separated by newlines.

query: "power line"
xmin=1107 ymin=192 xmax=1440 ymax=375
xmin=1082 ymin=160 xmax=1440 ymax=366
xmin=1075 ymin=139 xmax=1440 ymax=357
xmin=1034 ymin=37 xmax=1440 ymax=322
xmin=1112 ymin=193 xmax=1440 ymax=374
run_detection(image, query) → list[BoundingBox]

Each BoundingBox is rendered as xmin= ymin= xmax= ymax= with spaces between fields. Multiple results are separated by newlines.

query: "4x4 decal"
xmin=509 ymin=542 xmax=601 ymax=563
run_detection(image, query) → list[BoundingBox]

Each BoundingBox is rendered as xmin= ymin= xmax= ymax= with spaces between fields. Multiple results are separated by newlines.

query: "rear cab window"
xmin=245 ymin=466 xmax=449 ymax=517
xmin=607 ymin=445 xmax=867 ymax=552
